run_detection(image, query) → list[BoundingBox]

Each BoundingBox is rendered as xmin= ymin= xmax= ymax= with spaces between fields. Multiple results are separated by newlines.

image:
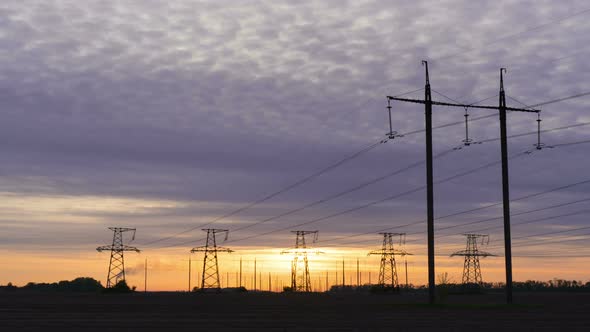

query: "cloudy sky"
xmin=1 ymin=0 xmax=589 ymax=290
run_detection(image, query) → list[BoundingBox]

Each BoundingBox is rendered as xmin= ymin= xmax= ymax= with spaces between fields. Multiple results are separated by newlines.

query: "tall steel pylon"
xmin=281 ymin=231 xmax=322 ymax=292
xmin=191 ymin=229 xmax=233 ymax=290
xmin=451 ymin=234 xmax=495 ymax=284
xmin=96 ymin=227 xmax=140 ymax=288
xmin=368 ymin=232 xmax=411 ymax=288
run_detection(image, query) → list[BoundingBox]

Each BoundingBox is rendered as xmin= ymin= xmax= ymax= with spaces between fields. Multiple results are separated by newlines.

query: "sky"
xmin=1 ymin=0 xmax=590 ymax=291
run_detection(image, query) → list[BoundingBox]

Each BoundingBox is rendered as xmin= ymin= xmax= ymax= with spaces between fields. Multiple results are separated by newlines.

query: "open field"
xmin=1 ymin=291 xmax=589 ymax=331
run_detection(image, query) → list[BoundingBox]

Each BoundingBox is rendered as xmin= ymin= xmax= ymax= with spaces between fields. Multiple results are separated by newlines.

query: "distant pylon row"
xmin=96 ymin=227 xmax=494 ymax=290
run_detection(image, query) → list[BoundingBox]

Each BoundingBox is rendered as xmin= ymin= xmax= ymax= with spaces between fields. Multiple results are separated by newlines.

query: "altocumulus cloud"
xmin=0 ymin=0 xmax=589 ymax=253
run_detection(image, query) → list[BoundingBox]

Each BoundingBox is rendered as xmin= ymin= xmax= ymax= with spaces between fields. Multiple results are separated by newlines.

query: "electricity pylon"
xmin=96 ymin=227 xmax=140 ymax=288
xmin=368 ymin=233 xmax=411 ymax=288
xmin=281 ymin=231 xmax=322 ymax=292
xmin=191 ymin=229 xmax=233 ymax=291
xmin=451 ymin=234 xmax=496 ymax=285
xmin=386 ymin=63 xmax=540 ymax=304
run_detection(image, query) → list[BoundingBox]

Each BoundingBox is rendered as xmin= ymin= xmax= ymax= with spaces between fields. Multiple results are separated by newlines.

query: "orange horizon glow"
xmin=2 ymin=246 xmax=588 ymax=292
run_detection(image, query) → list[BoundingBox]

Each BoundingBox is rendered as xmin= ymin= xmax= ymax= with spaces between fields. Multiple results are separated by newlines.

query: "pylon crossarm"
xmin=282 ymin=248 xmax=322 ymax=255
xmin=369 ymin=250 xmax=410 ymax=256
xmin=451 ymin=251 xmax=496 ymax=257
xmin=97 ymin=246 xmax=139 ymax=253
xmin=476 ymin=251 xmax=496 ymax=257
xmin=121 ymin=245 xmax=140 ymax=252
xmin=96 ymin=246 xmax=112 ymax=252
xmin=386 ymin=96 xmax=540 ymax=113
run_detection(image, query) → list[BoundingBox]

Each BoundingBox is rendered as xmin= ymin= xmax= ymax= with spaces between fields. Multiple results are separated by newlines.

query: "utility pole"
xmin=190 ymin=229 xmax=233 ymax=291
xmin=368 ymin=233 xmax=411 ymax=289
xmin=325 ymin=271 xmax=329 ymax=291
xmin=498 ymin=68 xmax=513 ymax=304
xmin=254 ymin=258 xmax=257 ymax=291
xmin=386 ymin=63 xmax=539 ymax=303
xmin=96 ymin=227 xmax=140 ymax=288
xmin=239 ymin=257 xmax=242 ymax=288
xmin=281 ymin=231 xmax=322 ymax=292
xmin=188 ymin=256 xmax=191 ymax=292
xmin=451 ymin=234 xmax=496 ymax=285
xmin=342 ymin=259 xmax=345 ymax=287
xmin=423 ymin=61 xmax=435 ymax=305
xmin=356 ymin=258 xmax=360 ymax=287
xmin=405 ymin=257 xmax=408 ymax=288
xmin=144 ymin=258 xmax=147 ymax=293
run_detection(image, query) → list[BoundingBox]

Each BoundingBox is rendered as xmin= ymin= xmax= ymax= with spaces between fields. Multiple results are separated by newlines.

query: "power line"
xmin=503 ymin=231 xmax=590 ymax=250
xmin=227 ymin=150 xmax=453 ymax=234
xmin=553 ymin=138 xmax=590 ymax=148
xmin=436 ymin=197 xmax=590 ymax=234
xmin=221 ymin=150 xmax=530 ymax=245
xmin=140 ymin=139 xmax=384 ymax=246
xmin=463 ymin=209 xmax=590 ymax=238
xmin=147 ymin=114 xmax=590 ymax=249
xmin=323 ymin=175 xmax=590 ymax=247
xmin=294 ymin=132 xmax=590 ymax=247
xmin=530 ymin=91 xmax=590 ymax=108
xmin=434 ymin=207 xmax=590 ymax=251
xmin=435 ymin=7 xmax=590 ymax=61
xmin=144 ymin=102 xmax=501 ymax=248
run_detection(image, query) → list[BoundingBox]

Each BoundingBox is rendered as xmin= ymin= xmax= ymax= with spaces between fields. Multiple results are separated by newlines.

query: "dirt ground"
xmin=1 ymin=291 xmax=589 ymax=331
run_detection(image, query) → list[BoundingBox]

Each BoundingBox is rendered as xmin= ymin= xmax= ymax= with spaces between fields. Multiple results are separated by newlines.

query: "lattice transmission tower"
xmin=96 ymin=227 xmax=140 ymax=288
xmin=451 ymin=234 xmax=496 ymax=285
xmin=191 ymin=229 xmax=233 ymax=291
xmin=281 ymin=231 xmax=322 ymax=292
xmin=368 ymin=232 xmax=411 ymax=288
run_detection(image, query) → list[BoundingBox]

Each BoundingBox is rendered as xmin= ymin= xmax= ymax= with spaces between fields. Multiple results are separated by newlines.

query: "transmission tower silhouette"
xmin=451 ymin=234 xmax=496 ymax=285
xmin=281 ymin=231 xmax=322 ymax=292
xmin=191 ymin=229 xmax=233 ymax=291
xmin=387 ymin=63 xmax=540 ymax=304
xmin=368 ymin=233 xmax=411 ymax=288
xmin=96 ymin=227 xmax=140 ymax=288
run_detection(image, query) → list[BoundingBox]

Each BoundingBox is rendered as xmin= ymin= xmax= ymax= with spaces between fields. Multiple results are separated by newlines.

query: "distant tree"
xmin=436 ymin=272 xmax=453 ymax=285
xmin=103 ymin=280 xmax=133 ymax=293
xmin=1 ymin=282 xmax=17 ymax=291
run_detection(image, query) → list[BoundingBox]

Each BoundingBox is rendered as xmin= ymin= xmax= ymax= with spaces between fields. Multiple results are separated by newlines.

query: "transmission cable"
xmin=144 ymin=101 xmax=500 ymax=248
xmin=221 ymin=150 xmax=529 ymax=245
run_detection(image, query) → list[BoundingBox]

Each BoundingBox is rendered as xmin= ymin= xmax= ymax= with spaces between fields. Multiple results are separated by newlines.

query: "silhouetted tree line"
xmin=329 ymin=279 xmax=590 ymax=294
xmin=0 ymin=277 xmax=104 ymax=293
xmin=437 ymin=279 xmax=590 ymax=293
xmin=513 ymin=279 xmax=590 ymax=292
xmin=0 ymin=278 xmax=139 ymax=293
